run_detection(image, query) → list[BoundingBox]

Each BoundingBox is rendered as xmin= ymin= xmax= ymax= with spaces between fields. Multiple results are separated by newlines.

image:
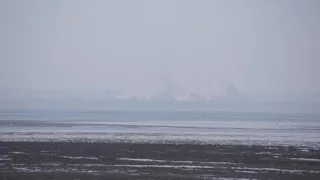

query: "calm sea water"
xmin=0 ymin=109 xmax=319 ymax=146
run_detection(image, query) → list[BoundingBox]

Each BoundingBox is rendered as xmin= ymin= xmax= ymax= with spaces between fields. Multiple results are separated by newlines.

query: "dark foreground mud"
xmin=0 ymin=142 xmax=320 ymax=180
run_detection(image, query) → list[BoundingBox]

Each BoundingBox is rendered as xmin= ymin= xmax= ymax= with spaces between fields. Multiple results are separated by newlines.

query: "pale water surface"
xmin=0 ymin=110 xmax=319 ymax=146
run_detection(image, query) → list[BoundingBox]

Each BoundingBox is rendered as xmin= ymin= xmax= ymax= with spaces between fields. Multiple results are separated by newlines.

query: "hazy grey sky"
xmin=1 ymin=0 xmax=320 ymax=98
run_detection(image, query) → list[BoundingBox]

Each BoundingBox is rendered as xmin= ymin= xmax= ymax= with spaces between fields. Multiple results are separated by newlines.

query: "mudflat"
xmin=0 ymin=142 xmax=319 ymax=180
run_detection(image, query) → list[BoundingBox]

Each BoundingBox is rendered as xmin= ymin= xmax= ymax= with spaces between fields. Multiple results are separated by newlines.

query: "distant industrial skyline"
xmin=1 ymin=86 xmax=319 ymax=104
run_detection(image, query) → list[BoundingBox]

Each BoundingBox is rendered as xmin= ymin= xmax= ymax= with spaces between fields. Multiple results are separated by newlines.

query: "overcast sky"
xmin=1 ymin=0 xmax=319 ymax=98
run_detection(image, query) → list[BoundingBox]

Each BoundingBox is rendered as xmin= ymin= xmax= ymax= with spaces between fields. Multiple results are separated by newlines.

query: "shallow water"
xmin=0 ymin=109 xmax=319 ymax=146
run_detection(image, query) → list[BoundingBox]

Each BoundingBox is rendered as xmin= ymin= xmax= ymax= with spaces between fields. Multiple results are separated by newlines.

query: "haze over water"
xmin=1 ymin=0 xmax=320 ymax=103
xmin=0 ymin=0 xmax=319 ymax=146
